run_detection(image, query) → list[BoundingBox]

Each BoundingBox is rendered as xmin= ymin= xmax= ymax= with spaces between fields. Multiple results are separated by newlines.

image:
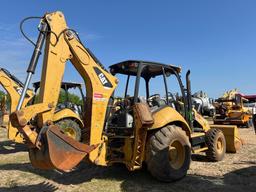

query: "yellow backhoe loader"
xmin=0 ymin=68 xmax=83 ymax=143
xmin=9 ymin=11 xmax=241 ymax=182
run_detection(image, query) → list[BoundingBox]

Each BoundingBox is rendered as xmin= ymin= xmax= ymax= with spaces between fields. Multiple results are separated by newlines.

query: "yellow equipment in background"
xmin=214 ymin=91 xmax=252 ymax=127
xmin=9 ymin=11 xmax=241 ymax=182
xmin=0 ymin=95 xmax=8 ymax=127
xmin=0 ymin=68 xmax=84 ymax=143
xmin=0 ymin=68 xmax=34 ymax=143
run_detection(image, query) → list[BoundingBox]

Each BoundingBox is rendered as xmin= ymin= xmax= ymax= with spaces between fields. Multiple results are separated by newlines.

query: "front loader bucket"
xmin=210 ymin=124 xmax=242 ymax=153
xmin=29 ymin=125 xmax=97 ymax=171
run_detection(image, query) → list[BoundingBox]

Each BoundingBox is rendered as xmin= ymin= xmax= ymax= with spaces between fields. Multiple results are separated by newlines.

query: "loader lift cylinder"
xmin=16 ymin=21 xmax=48 ymax=110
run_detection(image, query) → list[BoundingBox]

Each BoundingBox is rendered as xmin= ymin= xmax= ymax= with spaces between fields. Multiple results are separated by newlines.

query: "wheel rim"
xmin=63 ymin=127 xmax=77 ymax=140
xmin=168 ymin=140 xmax=185 ymax=170
xmin=216 ymin=137 xmax=223 ymax=153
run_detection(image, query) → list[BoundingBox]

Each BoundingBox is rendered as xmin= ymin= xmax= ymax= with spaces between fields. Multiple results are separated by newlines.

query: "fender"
xmin=149 ymin=106 xmax=192 ymax=136
xmin=193 ymin=109 xmax=211 ymax=132
xmin=53 ymin=108 xmax=84 ymax=128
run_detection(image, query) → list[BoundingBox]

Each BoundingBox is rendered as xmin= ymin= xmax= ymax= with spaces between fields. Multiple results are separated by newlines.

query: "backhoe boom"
xmin=10 ymin=11 xmax=117 ymax=170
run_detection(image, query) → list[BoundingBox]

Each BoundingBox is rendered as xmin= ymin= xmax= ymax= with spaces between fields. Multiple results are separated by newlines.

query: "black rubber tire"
xmin=253 ymin=114 xmax=256 ymax=133
xmin=146 ymin=125 xmax=191 ymax=182
xmin=56 ymin=119 xmax=82 ymax=141
xmin=205 ymin=128 xmax=226 ymax=161
xmin=209 ymin=109 xmax=215 ymax=118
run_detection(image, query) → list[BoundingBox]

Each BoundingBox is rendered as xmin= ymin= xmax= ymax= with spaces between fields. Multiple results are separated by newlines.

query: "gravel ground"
xmin=0 ymin=125 xmax=255 ymax=192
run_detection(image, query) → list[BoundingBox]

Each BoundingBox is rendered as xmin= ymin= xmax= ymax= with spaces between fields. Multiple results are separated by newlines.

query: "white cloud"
xmin=78 ymin=32 xmax=103 ymax=41
xmin=0 ymin=22 xmax=17 ymax=32
xmin=0 ymin=22 xmax=34 ymax=82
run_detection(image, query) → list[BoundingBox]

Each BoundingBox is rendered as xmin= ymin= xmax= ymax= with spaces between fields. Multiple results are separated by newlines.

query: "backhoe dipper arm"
xmin=10 ymin=11 xmax=118 ymax=164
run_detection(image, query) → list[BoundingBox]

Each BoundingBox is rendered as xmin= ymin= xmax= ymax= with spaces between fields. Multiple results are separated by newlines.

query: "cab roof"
xmin=236 ymin=93 xmax=256 ymax=99
xmin=109 ymin=60 xmax=181 ymax=79
xmin=33 ymin=81 xmax=83 ymax=90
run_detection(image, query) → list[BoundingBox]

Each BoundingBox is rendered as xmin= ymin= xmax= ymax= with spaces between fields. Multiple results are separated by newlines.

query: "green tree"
xmin=0 ymin=90 xmax=10 ymax=110
xmin=58 ymin=89 xmax=83 ymax=106
xmin=30 ymin=89 xmax=83 ymax=106
xmin=0 ymin=90 xmax=5 ymax=100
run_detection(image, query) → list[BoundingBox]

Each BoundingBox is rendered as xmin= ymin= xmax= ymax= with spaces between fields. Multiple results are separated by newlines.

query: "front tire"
xmin=146 ymin=125 xmax=191 ymax=182
xmin=205 ymin=128 xmax=226 ymax=161
xmin=56 ymin=119 xmax=82 ymax=141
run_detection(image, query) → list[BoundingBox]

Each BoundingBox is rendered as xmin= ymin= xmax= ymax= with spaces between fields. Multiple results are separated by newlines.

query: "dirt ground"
xmin=0 ymin=125 xmax=255 ymax=192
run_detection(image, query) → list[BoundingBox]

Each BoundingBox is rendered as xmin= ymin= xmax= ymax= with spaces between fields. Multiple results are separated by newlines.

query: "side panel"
xmin=193 ymin=109 xmax=211 ymax=131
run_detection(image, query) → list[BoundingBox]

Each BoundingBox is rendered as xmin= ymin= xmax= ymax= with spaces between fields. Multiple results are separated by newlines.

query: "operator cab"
xmin=109 ymin=60 xmax=183 ymax=108
xmin=107 ymin=60 xmax=187 ymax=136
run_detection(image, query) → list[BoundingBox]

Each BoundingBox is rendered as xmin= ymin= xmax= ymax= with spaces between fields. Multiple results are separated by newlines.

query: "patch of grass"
xmin=0 ymin=152 xmax=29 ymax=165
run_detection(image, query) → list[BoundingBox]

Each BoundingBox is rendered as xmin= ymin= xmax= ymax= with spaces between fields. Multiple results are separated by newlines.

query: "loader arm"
xmin=10 ymin=11 xmax=118 ymax=170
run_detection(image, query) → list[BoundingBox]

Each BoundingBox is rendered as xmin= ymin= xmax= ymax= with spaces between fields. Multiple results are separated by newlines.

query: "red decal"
xmin=94 ymin=93 xmax=103 ymax=98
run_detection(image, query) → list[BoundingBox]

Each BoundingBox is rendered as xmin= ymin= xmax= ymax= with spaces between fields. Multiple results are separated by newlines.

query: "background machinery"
xmin=0 ymin=68 xmax=34 ymax=142
xmin=9 ymin=11 xmax=241 ymax=182
xmin=240 ymin=94 xmax=256 ymax=115
xmin=0 ymin=68 xmax=84 ymax=142
xmin=214 ymin=90 xmax=252 ymax=127
xmin=192 ymin=91 xmax=216 ymax=117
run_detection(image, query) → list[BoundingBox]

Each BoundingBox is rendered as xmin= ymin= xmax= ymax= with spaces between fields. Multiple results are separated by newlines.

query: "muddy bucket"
xmin=29 ymin=125 xmax=97 ymax=171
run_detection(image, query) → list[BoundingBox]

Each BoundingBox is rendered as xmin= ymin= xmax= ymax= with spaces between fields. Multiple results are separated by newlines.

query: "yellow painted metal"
xmin=214 ymin=90 xmax=252 ymax=126
xmin=168 ymin=140 xmax=185 ymax=170
xmin=193 ymin=147 xmax=208 ymax=154
xmin=53 ymin=108 xmax=84 ymax=127
xmin=149 ymin=106 xmax=192 ymax=135
xmin=190 ymin=132 xmax=208 ymax=153
xmin=0 ymin=69 xmax=34 ymax=143
xmin=210 ymin=124 xmax=242 ymax=153
xmin=10 ymin=11 xmax=118 ymax=165
xmin=9 ymin=11 xmax=192 ymax=168
xmin=190 ymin=132 xmax=205 ymax=138
xmin=193 ymin=109 xmax=241 ymax=153
xmin=124 ymin=138 xmax=133 ymax=163
xmin=9 ymin=11 xmax=242 ymax=172
xmin=193 ymin=110 xmax=210 ymax=131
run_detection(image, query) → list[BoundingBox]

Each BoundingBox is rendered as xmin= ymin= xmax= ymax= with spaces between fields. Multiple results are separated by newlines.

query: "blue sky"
xmin=0 ymin=0 xmax=255 ymax=98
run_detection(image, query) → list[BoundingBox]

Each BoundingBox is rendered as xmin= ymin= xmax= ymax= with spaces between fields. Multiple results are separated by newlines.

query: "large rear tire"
xmin=146 ymin=125 xmax=191 ymax=182
xmin=56 ymin=119 xmax=82 ymax=141
xmin=205 ymin=128 xmax=226 ymax=161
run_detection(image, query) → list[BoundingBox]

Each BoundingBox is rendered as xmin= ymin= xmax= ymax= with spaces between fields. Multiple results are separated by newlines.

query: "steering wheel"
xmin=147 ymin=94 xmax=160 ymax=107
xmin=148 ymin=94 xmax=160 ymax=101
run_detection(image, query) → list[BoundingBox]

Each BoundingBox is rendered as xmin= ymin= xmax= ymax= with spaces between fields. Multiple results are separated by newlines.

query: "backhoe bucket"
xmin=29 ymin=125 xmax=97 ymax=171
xmin=210 ymin=124 xmax=242 ymax=153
